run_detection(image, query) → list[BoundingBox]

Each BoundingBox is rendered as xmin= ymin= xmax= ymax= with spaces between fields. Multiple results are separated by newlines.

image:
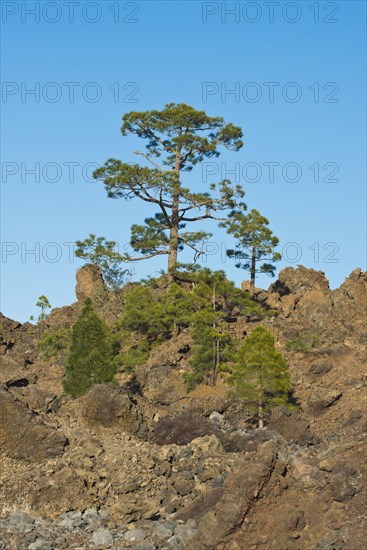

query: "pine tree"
xmin=36 ymin=295 xmax=51 ymax=321
xmin=38 ymin=328 xmax=70 ymax=361
xmin=35 ymin=295 xmax=52 ymax=337
xmin=184 ymin=273 xmax=241 ymax=389
xmin=93 ymin=103 xmax=245 ymax=275
xmin=222 ymin=209 xmax=281 ymax=296
xmin=228 ymin=326 xmax=291 ymax=428
xmin=63 ymin=298 xmax=116 ymax=397
xmin=116 ymin=282 xmax=195 ymax=370
xmin=185 ymin=306 xmax=234 ymax=390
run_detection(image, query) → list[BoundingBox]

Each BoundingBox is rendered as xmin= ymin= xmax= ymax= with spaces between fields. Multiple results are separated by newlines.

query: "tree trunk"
xmin=258 ymin=379 xmax=264 ymax=429
xmin=211 ymin=285 xmax=217 ymax=386
xmin=250 ymin=246 xmax=256 ymax=296
xmin=168 ymin=151 xmax=181 ymax=277
xmin=214 ymin=337 xmax=220 ymax=386
xmin=258 ymin=396 xmax=264 ymax=429
xmin=168 ymin=215 xmax=179 ymax=274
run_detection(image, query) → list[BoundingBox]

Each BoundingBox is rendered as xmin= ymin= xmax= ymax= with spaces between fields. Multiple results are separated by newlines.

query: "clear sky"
xmin=1 ymin=0 xmax=366 ymax=322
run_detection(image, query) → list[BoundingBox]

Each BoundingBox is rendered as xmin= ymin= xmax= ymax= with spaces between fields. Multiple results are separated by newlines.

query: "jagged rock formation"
xmin=75 ymin=264 xmax=106 ymax=302
xmin=265 ymin=266 xmax=366 ymax=347
xmin=0 ymin=266 xmax=366 ymax=549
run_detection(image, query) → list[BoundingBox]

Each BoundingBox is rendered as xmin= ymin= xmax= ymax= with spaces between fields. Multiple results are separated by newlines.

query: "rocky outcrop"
xmin=0 ymin=312 xmax=37 ymax=366
xmin=263 ymin=266 xmax=366 ymax=346
xmin=269 ymin=265 xmax=330 ymax=295
xmin=75 ymin=264 xmax=106 ymax=301
xmin=268 ymin=406 xmax=317 ymax=446
xmin=154 ymin=412 xmax=225 ymax=446
xmin=0 ymin=385 xmax=68 ymax=461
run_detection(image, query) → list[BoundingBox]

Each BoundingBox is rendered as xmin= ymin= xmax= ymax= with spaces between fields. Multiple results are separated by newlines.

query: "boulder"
xmin=29 ymin=466 xmax=89 ymax=517
xmin=291 ymin=457 xmax=325 ymax=491
xmin=0 ymin=386 xmax=68 ymax=461
xmin=92 ymin=528 xmax=114 ymax=547
xmin=269 ymin=266 xmax=330 ymax=296
xmin=154 ymin=412 xmax=224 ymax=446
xmin=308 ymin=359 xmax=333 ymax=376
xmin=268 ymin=407 xmax=317 ymax=445
xmin=189 ymin=434 xmax=223 ymax=454
xmin=82 ymin=384 xmax=148 ymax=439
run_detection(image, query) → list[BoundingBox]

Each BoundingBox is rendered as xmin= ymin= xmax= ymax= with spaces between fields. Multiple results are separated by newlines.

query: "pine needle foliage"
xmin=38 ymin=328 xmax=70 ymax=361
xmin=93 ymin=103 xmax=245 ymax=273
xmin=228 ymin=326 xmax=292 ymax=428
xmin=115 ymin=268 xmax=268 ymax=377
xmin=63 ymin=298 xmax=116 ymax=397
xmin=222 ymin=209 xmax=281 ymax=295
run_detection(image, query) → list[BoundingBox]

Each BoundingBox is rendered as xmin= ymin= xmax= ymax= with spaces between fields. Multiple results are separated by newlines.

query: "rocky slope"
xmin=0 ymin=266 xmax=366 ymax=549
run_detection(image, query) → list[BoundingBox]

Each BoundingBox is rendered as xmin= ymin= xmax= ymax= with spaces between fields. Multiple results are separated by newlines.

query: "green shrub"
xmin=286 ymin=337 xmax=309 ymax=353
xmin=38 ymin=328 xmax=70 ymax=360
xmin=113 ymin=341 xmax=151 ymax=372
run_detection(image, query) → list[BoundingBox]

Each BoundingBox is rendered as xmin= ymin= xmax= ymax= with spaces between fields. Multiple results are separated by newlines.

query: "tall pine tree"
xmin=63 ymin=298 xmax=116 ymax=397
xmin=93 ymin=103 xmax=245 ymax=275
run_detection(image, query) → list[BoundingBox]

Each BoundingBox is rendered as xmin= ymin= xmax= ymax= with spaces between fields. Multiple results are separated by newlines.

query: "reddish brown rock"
xmin=0 ymin=386 xmax=68 ymax=461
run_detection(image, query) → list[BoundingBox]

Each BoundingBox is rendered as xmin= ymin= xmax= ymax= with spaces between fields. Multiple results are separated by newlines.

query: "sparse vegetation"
xmin=286 ymin=337 xmax=310 ymax=353
xmin=286 ymin=332 xmax=320 ymax=353
xmin=38 ymin=328 xmax=70 ymax=360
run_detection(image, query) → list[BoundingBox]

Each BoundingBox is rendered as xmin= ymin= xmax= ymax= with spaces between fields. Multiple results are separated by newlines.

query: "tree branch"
xmin=178 ymin=198 xmax=222 ymax=215
xmin=182 ymin=242 xmax=205 ymax=261
xmin=124 ymin=250 xmax=169 ymax=262
xmin=131 ymin=181 xmax=171 ymax=208
xmin=137 ymin=123 xmax=174 ymax=153
xmin=133 ymin=151 xmax=169 ymax=172
xmin=180 ymin=214 xmax=228 ymax=222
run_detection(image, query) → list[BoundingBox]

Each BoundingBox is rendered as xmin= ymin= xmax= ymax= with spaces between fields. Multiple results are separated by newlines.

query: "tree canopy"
xmin=222 ymin=209 xmax=281 ymax=295
xmin=93 ymin=103 xmax=245 ymax=274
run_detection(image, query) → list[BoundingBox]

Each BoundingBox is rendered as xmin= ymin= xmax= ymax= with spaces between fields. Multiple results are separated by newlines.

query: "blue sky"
xmin=1 ymin=0 xmax=366 ymax=322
